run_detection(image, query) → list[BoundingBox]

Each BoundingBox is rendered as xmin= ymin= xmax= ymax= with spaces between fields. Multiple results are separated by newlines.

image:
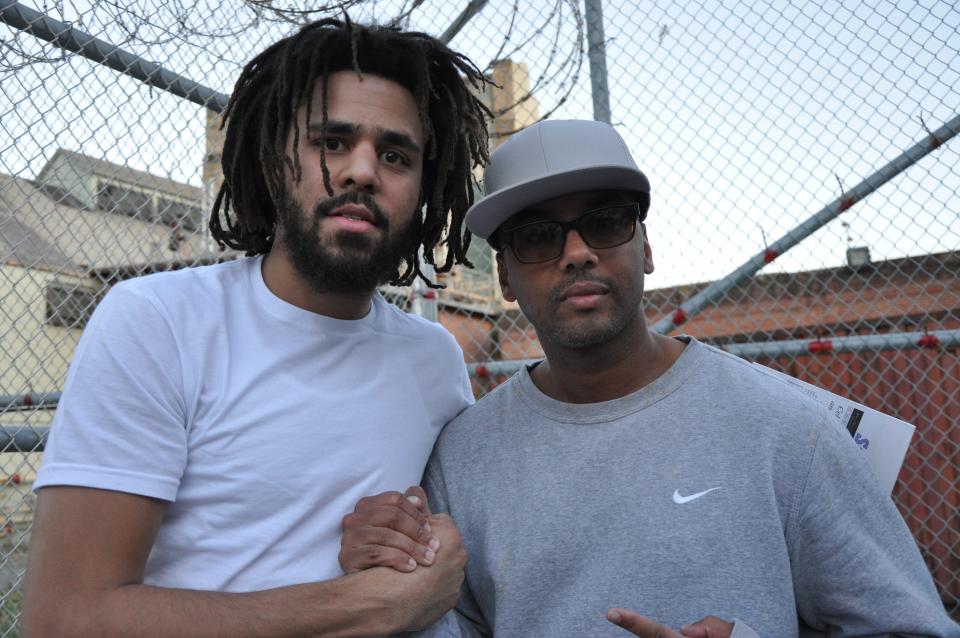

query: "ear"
xmin=641 ymin=223 xmax=654 ymax=275
xmin=496 ymin=252 xmax=517 ymax=302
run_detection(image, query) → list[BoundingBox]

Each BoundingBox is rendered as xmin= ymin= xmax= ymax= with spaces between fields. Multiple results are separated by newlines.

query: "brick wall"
xmin=437 ymin=249 xmax=960 ymax=603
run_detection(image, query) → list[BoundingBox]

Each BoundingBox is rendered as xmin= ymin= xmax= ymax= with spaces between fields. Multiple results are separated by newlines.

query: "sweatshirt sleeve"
xmin=730 ymin=618 xmax=761 ymax=638
xmin=787 ymin=410 xmax=958 ymax=636
xmin=422 ymin=452 xmax=493 ymax=638
xmin=34 ymin=283 xmax=189 ymax=501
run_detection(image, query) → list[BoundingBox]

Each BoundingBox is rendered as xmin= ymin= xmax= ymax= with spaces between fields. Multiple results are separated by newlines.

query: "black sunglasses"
xmin=501 ymin=202 xmax=643 ymax=264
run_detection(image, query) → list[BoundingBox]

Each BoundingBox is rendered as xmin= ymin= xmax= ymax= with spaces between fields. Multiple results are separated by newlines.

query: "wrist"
xmin=335 ymin=568 xmax=412 ymax=637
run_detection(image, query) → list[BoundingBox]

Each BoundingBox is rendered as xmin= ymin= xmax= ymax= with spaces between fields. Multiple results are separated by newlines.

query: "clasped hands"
xmin=339 ymin=487 xmax=733 ymax=638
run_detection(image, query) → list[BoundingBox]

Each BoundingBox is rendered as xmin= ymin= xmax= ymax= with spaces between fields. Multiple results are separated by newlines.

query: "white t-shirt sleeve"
xmin=35 ymin=283 xmax=189 ymax=501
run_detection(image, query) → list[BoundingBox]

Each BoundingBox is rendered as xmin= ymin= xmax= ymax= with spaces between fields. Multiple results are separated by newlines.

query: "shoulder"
xmin=112 ymin=258 xmax=251 ymax=306
xmin=372 ymin=295 xmax=464 ymax=354
xmin=100 ymin=258 xmax=253 ymax=327
xmin=690 ymin=340 xmax=829 ymax=431
xmin=78 ymin=262 xmax=256 ymax=363
xmin=435 ymin=373 xmax=521 ymax=446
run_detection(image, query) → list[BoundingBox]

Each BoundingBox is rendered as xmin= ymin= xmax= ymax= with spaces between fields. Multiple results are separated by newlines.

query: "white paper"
xmin=752 ymin=363 xmax=915 ymax=495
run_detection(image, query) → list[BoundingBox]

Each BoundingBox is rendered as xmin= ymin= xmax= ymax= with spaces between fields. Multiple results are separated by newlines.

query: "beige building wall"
xmin=0 ymin=262 xmax=87 ymax=488
xmin=203 ymin=109 xmax=227 ymax=218
xmin=0 ymin=263 xmax=87 ymax=396
xmin=489 ymin=59 xmax=541 ymax=150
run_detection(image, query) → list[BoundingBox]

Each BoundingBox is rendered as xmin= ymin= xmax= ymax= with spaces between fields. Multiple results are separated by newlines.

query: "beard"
xmin=275 ymin=190 xmax=418 ymax=295
xmin=533 ymin=273 xmax=640 ymax=349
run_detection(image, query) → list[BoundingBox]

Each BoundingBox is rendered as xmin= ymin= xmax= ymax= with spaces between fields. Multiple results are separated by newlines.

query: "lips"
xmin=328 ymin=204 xmax=376 ymax=225
xmin=324 ymin=203 xmax=381 ymax=234
xmin=559 ymin=281 xmax=609 ymax=301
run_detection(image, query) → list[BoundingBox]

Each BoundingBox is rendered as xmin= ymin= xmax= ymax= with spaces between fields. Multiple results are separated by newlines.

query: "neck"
xmin=261 ymin=250 xmax=375 ymax=320
xmin=531 ymin=319 xmax=686 ymax=404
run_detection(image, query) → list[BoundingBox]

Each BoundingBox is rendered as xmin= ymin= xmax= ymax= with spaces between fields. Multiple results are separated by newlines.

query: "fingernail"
xmin=407 ymin=495 xmax=422 ymax=506
xmin=424 ymin=521 xmax=432 ymax=534
xmin=424 ymin=548 xmax=435 ymax=562
xmin=607 ymin=610 xmax=622 ymax=623
xmin=429 ymin=536 xmax=440 ymax=552
xmin=406 ymin=558 xmax=417 ymax=571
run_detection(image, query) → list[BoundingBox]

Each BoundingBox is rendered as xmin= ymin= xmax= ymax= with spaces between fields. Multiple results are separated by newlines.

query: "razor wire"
xmin=0 ymin=0 xmax=958 ymax=630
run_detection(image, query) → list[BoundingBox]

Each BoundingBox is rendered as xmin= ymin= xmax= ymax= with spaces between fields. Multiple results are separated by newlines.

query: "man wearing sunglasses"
xmin=339 ymin=120 xmax=958 ymax=636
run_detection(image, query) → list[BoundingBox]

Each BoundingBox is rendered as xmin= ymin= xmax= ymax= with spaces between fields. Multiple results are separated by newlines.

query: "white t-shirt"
xmin=35 ymin=256 xmax=474 ymax=592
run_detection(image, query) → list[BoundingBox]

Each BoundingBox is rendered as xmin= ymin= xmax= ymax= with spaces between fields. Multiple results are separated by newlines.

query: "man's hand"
xmin=339 ymin=486 xmax=440 ymax=573
xmin=372 ymin=513 xmax=469 ymax=633
xmin=607 ymin=608 xmax=733 ymax=638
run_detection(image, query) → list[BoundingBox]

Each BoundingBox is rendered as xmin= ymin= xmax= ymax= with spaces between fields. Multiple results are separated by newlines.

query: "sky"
xmin=2 ymin=0 xmax=958 ymax=288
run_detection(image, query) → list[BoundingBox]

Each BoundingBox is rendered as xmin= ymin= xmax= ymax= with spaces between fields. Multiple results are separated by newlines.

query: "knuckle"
xmin=384 ymin=492 xmax=403 ymax=506
xmin=386 ymin=508 xmax=405 ymax=526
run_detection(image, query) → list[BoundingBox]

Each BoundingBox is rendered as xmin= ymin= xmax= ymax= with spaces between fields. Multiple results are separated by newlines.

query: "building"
xmin=37 ymin=149 xmax=207 ymax=236
xmin=0 ymin=151 xmax=217 ymax=490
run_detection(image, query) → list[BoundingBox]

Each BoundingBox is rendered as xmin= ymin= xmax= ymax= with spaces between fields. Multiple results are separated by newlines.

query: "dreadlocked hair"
xmin=210 ymin=17 xmax=491 ymax=288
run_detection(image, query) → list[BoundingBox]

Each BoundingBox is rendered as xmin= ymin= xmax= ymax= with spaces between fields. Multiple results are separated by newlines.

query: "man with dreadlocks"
xmin=24 ymin=18 xmax=490 ymax=637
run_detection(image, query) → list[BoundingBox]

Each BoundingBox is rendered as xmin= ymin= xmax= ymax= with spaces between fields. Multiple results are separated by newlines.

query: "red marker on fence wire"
xmin=808 ymin=338 xmax=834 ymax=354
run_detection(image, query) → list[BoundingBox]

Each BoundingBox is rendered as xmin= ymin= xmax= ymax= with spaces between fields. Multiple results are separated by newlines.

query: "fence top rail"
xmin=0 ymin=0 xmax=229 ymax=112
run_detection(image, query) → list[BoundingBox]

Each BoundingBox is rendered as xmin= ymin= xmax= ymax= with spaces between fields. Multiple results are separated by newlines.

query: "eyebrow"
xmin=505 ymin=195 xmax=635 ymax=230
xmin=306 ymin=119 xmax=422 ymax=156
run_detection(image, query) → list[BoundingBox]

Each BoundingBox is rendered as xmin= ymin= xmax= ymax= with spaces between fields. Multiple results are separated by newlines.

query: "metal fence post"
xmin=584 ymin=0 xmax=612 ymax=124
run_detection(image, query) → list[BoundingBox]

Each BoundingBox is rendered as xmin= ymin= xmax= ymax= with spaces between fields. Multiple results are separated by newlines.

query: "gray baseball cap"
xmin=465 ymin=119 xmax=650 ymax=241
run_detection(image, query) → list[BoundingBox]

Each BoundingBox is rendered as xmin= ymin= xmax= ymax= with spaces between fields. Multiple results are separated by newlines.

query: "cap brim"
xmin=465 ymin=165 xmax=651 ymax=239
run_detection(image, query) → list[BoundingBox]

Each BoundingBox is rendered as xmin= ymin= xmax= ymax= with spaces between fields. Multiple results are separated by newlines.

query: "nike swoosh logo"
xmin=672 ymin=487 xmax=721 ymax=504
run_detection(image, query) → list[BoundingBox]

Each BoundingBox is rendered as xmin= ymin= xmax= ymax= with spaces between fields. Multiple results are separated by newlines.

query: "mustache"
xmin=313 ymin=191 xmax=389 ymax=230
xmin=548 ymin=273 xmax=616 ymax=304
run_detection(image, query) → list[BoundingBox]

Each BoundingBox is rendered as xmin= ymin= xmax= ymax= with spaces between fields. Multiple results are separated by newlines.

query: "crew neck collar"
xmin=249 ymin=255 xmax=379 ymax=332
xmin=514 ymin=336 xmax=701 ymax=423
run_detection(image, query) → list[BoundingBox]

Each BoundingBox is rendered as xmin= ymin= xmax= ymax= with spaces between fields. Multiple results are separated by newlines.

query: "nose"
xmin=336 ymin=143 xmax=381 ymax=193
xmin=557 ymin=229 xmax=598 ymax=272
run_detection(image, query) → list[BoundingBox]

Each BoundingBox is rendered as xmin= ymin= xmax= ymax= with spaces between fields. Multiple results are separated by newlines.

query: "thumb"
xmin=680 ymin=624 xmax=708 ymax=638
xmin=680 ymin=616 xmax=734 ymax=638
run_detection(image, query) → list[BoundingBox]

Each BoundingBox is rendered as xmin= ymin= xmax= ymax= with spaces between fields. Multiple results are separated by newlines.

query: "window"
xmin=96 ymin=181 xmax=153 ymax=219
xmin=157 ymin=197 xmax=204 ymax=232
xmin=45 ymin=282 xmax=100 ymax=328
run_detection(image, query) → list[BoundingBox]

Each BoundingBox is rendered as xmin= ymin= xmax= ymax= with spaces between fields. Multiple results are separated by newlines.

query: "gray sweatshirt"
xmin=419 ymin=338 xmax=958 ymax=637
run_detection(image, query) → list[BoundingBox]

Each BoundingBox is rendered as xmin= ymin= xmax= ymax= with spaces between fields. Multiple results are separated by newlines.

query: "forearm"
xmin=24 ymin=569 xmax=409 ymax=638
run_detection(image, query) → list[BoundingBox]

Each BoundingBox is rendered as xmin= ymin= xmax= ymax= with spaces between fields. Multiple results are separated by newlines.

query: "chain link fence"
xmin=1 ymin=0 xmax=958 ymax=630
